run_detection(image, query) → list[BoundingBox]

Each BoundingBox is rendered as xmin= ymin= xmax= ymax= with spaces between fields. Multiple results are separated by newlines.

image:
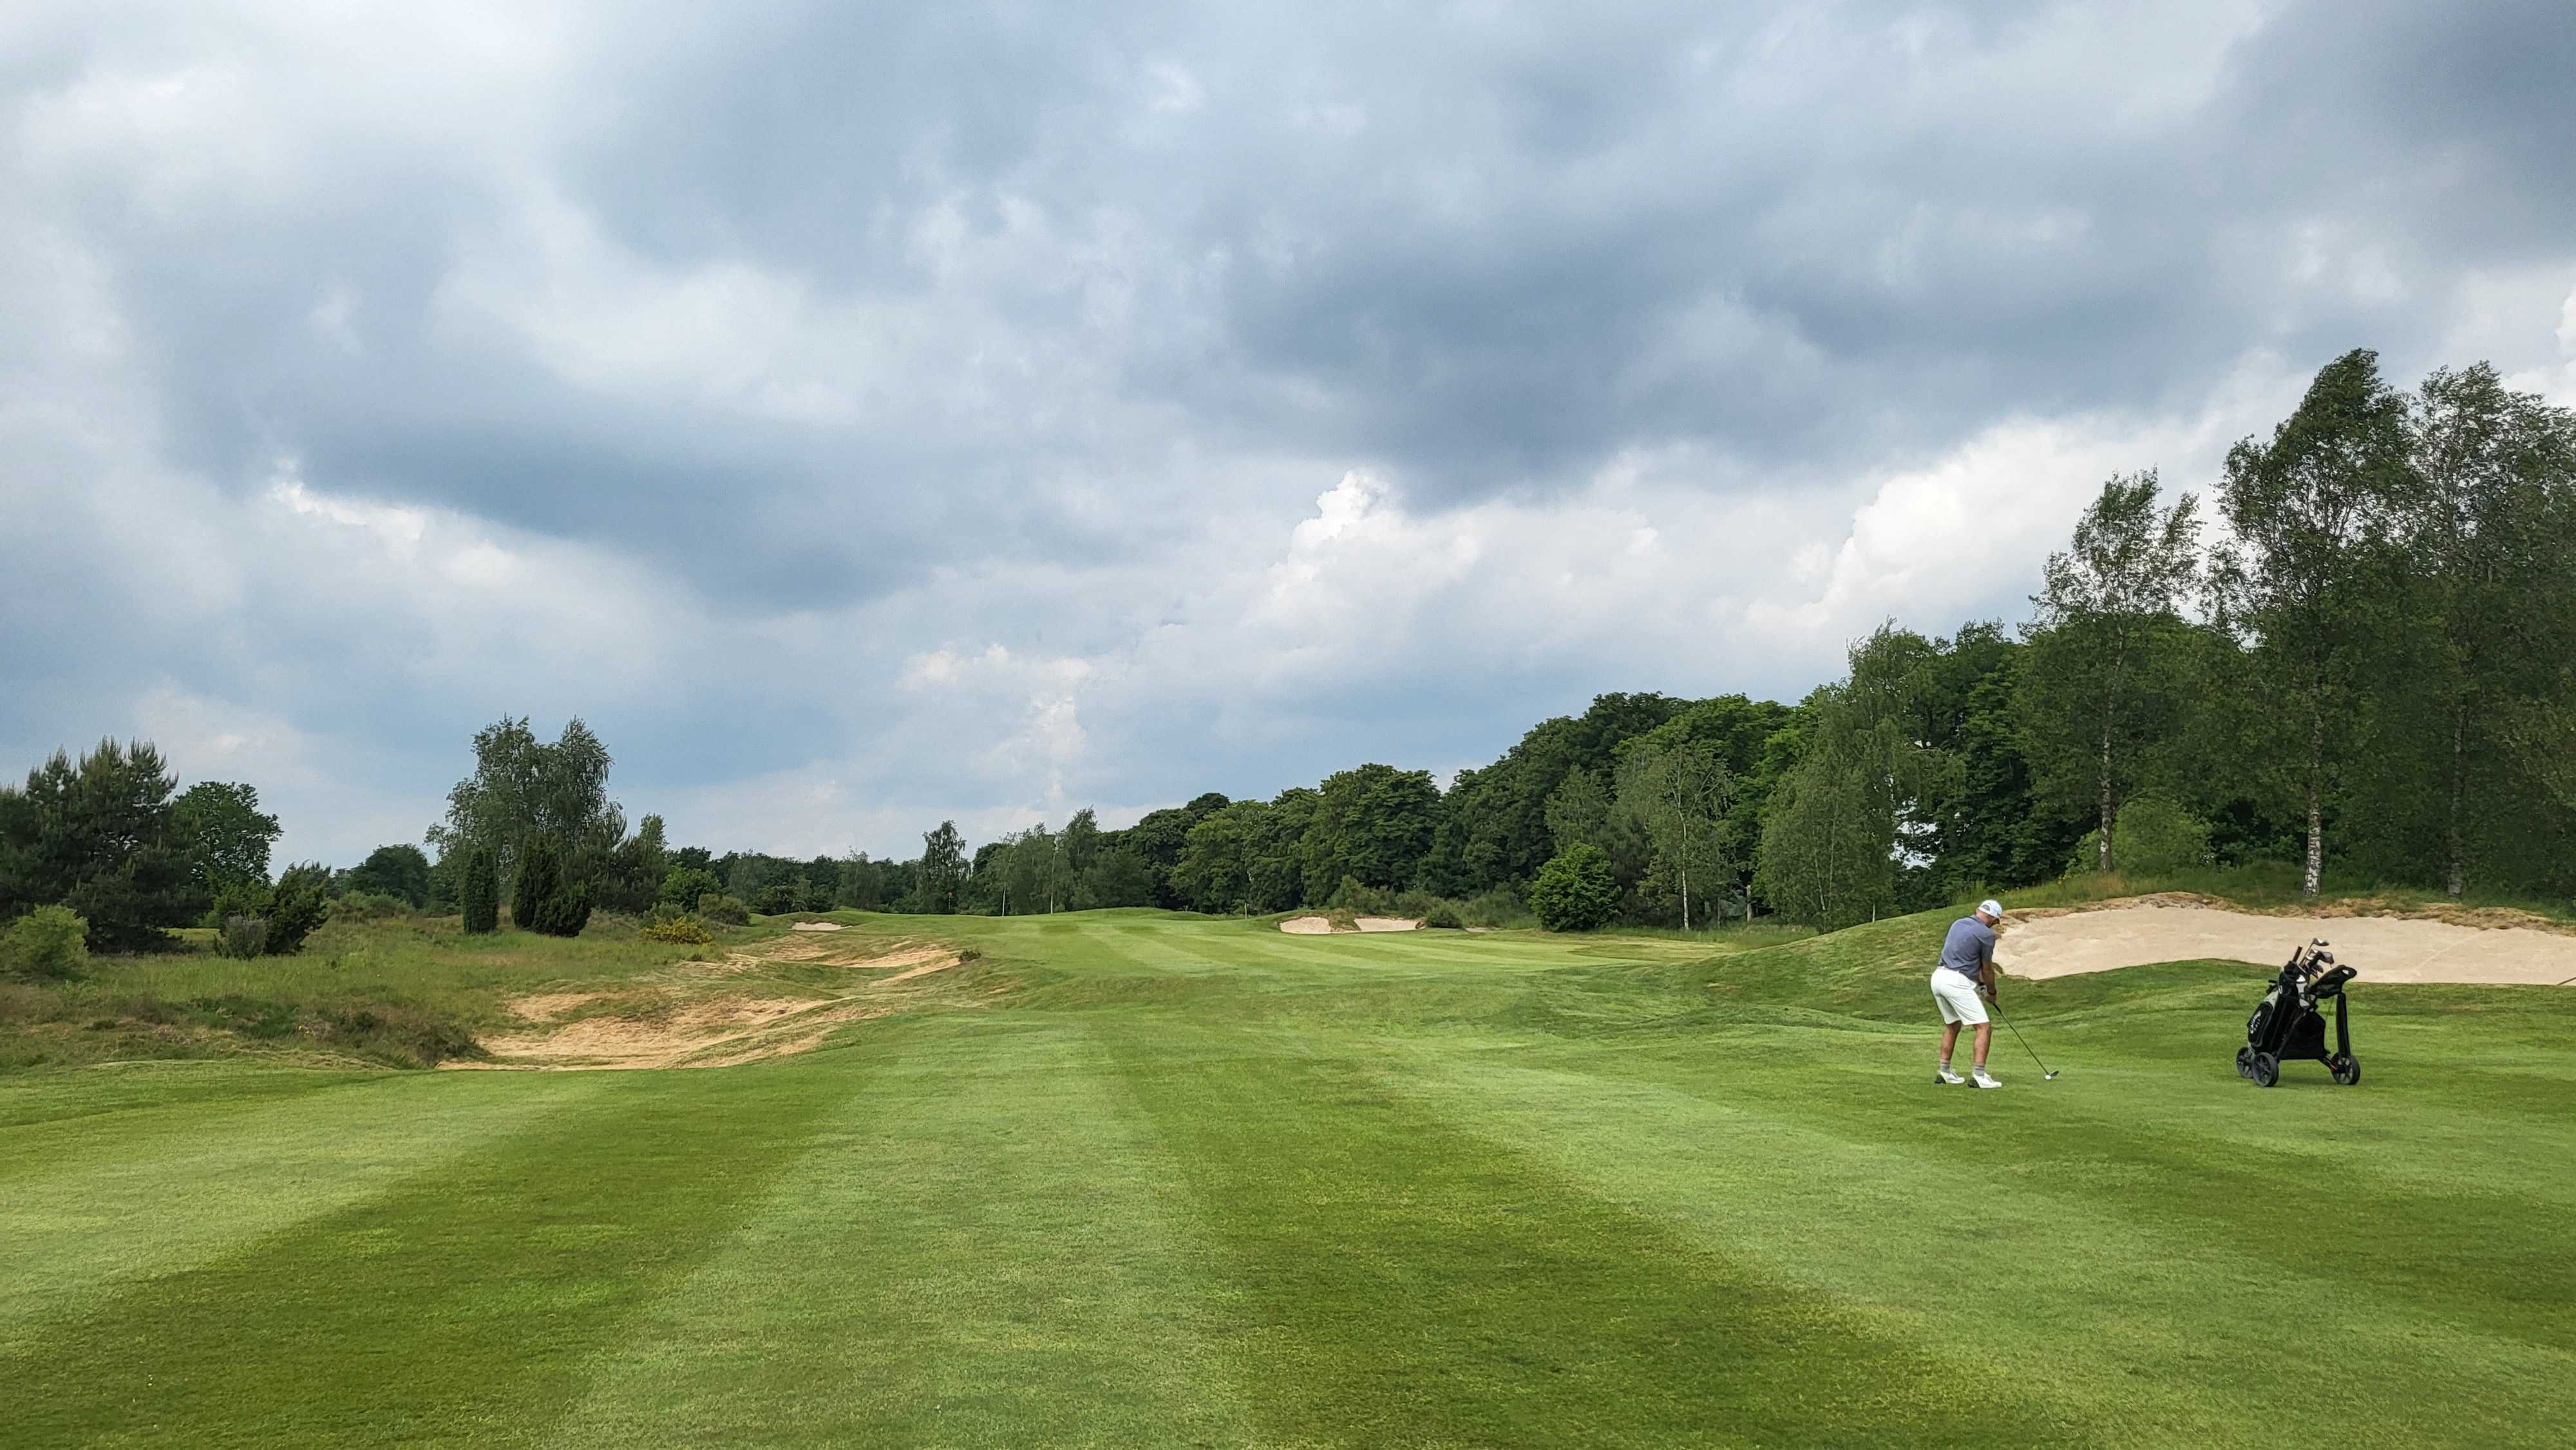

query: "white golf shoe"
xmin=1934 ymin=1067 xmax=1967 ymax=1084
xmin=1972 ymin=1069 xmax=2003 ymax=1089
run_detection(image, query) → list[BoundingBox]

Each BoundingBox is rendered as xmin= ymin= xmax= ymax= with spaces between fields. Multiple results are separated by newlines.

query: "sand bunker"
xmin=1280 ymin=916 xmax=1422 ymax=934
xmin=2000 ymin=899 xmax=2576 ymax=986
xmin=790 ymin=920 xmax=844 ymax=932
xmin=452 ymin=938 xmax=968 ymax=1070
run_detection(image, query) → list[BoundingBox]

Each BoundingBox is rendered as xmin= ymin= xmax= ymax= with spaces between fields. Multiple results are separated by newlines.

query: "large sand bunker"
xmin=2000 ymin=899 xmax=2576 ymax=986
xmin=1280 ymin=916 xmax=1421 ymax=934
xmin=450 ymin=939 xmax=968 ymax=1069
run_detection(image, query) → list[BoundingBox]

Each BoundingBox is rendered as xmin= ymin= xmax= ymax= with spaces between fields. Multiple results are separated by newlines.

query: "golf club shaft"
xmin=1993 ymin=997 xmax=2053 ymax=1076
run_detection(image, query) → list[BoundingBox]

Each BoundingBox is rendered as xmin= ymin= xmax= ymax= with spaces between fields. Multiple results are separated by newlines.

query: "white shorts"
xmin=1930 ymin=970 xmax=1988 ymax=1026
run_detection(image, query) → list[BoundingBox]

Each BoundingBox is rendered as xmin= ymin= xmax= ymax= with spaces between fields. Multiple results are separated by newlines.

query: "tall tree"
xmin=1300 ymin=764 xmax=1441 ymax=901
xmin=2210 ymin=349 xmax=2418 ymax=896
xmin=425 ymin=717 xmax=624 ymax=891
xmin=915 ymin=821 xmax=966 ymax=914
xmin=1615 ymin=742 xmax=1736 ymax=929
xmin=459 ymin=845 xmax=500 ymax=934
xmin=2405 ymin=364 xmax=2576 ymax=896
xmin=169 ymin=782 xmax=282 ymax=910
xmin=2020 ymin=473 xmax=2202 ymax=872
xmin=0 ymin=740 xmax=193 ymax=950
xmin=1542 ymin=768 xmax=1613 ymax=856
xmin=345 ymin=843 xmax=433 ymax=907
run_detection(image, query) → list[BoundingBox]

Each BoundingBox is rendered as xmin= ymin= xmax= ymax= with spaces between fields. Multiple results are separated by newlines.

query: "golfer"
xmin=1932 ymin=899 xmax=2005 ymax=1088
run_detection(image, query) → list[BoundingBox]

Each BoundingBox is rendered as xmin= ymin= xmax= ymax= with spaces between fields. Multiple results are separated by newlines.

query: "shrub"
xmin=639 ymin=914 xmax=714 ymax=945
xmin=658 ymin=865 xmax=723 ymax=912
xmin=460 ymin=846 xmax=500 ymax=934
xmin=3 ymin=905 xmax=90 ymax=981
xmin=753 ymin=881 xmax=801 ymax=917
xmin=1461 ymin=885 xmax=1531 ymax=928
xmin=1530 ymin=844 xmax=1620 ymax=932
xmin=263 ymin=863 xmax=334 ymax=955
xmin=1324 ymin=874 xmax=1393 ymax=916
xmin=1422 ymin=903 xmax=1465 ymax=930
xmin=696 ymin=892 xmax=750 ymax=927
xmin=511 ymin=833 xmax=592 ymax=937
xmin=329 ymin=890 xmax=408 ymax=921
xmin=214 ymin=915 xmax=269 ymax=959
xmin=2070 ymin=794 xmax=2214 ymax=876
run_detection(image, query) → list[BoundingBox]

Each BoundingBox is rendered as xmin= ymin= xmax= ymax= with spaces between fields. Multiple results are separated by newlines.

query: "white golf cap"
xmin=1979 ymin=899 xmax=2004 ymax=918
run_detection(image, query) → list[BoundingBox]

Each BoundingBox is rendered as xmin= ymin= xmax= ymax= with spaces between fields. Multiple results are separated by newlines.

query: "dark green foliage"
xmin=510 ymin=834 xmax=590 ymax=937
xmin=265 ymin=864 xmax=333 ymax=955
xmin=426 ymin=717 xmax=623 ymax=890
xmin=696 ymin=892 xmax=750 ymax=927
xmin=1529 ymin=844 xmax=1619 ymax=931
xmin=1300 ymin=764 xmax=1439 ymax=901
xmin=170 ymin=782 xmax=282 ymax=912
xmin=658 ymin=865 xmax=723 ymax=912
xmin=1421 ymin=903 xmax=1464 ymax=929
xmin=1 ymin=739 xmax=194 ymax=952
xmin=459 ymin=847 xmax=500 ymax=935
xmin=3 ymin=905 xmax=89 ymax=981
xmin=344 ymin=844 xmax=433 ymax=909
xmin=753 ymin=881 xmax=804 ymax=916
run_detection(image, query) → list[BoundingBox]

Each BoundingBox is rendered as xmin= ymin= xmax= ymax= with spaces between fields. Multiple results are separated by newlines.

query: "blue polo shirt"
xmin=1937 ymin=916 xmax=1995 ymax=978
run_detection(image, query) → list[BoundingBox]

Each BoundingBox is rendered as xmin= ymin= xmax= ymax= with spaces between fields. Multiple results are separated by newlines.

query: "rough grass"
xmin=3 ymin=907 xmax=2571 ymax=1447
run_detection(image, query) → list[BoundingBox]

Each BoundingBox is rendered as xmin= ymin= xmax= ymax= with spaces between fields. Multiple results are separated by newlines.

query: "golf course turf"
xmin=5 ymin=909 xmax=2571 ymax=1447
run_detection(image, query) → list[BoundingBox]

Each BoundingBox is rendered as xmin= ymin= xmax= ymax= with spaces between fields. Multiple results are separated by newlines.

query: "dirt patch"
xmin=2000 ymin=898 xmax=2576 ymax=986
xmin=874 ymin=953 xmax=961 ymax=986
xmin=511 ymin=992 xmax=605 ymax=1022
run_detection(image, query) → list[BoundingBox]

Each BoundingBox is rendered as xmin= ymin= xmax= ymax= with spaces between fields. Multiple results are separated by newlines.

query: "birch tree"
xmin=2019 ymin=472 xmax=2201 ymax=872
xmin=2210 ymin=349 xmax=2418 ymax=897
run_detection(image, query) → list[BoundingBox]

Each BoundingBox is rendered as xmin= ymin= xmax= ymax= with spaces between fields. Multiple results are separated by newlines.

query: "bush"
xmin=1530 ymin=844 xmax=1620 ymax=932
xmin=1422 ymin=903 xmax=1465 ymax=930
xmin=2071 ymin=794 xmax=2214 ymax=876
xmin=329 ymin=890 xmax=408 ymax=921
xmin=639 ymin=914 xmax=714 ymax=945
xmin=1324 ymin=875 xmax=1393 ymax=916
xmin=460 ymin=846 xmax=500 ymax=934
xmin=696 ymin=892 xmax=750 ymax=927
xmin=3 ymin=905 xmax=90 ymax=981
xmin=1461 ymin=885 xmax=1531 ymax=928
xmin=511 ymin=833 xmax=592 ymax=937
xmin=265 ymin=864 xmax=333 ymax=955
xmin=753 ymin=881 xmax=801 ymax=917
xmin=658 ymin=865 xmax=723 ymax=912
xmin=214 ymin=914 xmax=269 ymax=959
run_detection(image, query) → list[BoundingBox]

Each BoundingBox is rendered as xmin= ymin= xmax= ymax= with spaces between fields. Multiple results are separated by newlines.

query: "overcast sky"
xmin=5 ymin=1 xmax=2573 ymax=866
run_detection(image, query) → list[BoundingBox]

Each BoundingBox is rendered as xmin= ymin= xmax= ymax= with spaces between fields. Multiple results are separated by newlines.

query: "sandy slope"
xmin=1999 ymin=900 xmax=2576 ymax=986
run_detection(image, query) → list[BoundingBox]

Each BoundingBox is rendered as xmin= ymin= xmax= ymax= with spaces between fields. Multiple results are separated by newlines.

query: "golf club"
xmin=1992 ymin=996 xmax=2060 ymax=1080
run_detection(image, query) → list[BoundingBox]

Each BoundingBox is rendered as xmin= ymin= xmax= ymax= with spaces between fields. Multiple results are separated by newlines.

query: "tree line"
xmin=6 ymin=348 xmax=2570 ymax=960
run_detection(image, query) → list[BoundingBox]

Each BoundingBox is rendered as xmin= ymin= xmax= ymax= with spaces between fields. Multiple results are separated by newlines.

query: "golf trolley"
xmin=2237 ymin=939 xmax=2360 ymax=1088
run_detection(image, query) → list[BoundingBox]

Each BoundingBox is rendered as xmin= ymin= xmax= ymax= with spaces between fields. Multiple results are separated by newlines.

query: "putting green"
xmin=5 ymin=909 xmax=2570 ymax=1447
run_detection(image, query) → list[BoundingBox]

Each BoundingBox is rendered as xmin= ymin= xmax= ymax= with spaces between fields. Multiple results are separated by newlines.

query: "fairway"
xmin=6 ymin=910 xmax=2571 ymax=1448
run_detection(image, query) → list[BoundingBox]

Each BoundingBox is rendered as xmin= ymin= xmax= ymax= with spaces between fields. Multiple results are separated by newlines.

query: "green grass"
xmin=4 ymin=907 xmax=2571 ymax=1447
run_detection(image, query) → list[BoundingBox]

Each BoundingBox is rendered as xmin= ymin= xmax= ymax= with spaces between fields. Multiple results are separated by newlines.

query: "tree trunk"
xmin=2303 ymin=702 xmax=2325 ymax=898
xmin=2447 ymin=702 xmax=2467 ymax=899
xmin=1680 ymin=867 xmax=1690 ymax=932
xmin=2097 ymin=717 xmax=2116 ymax=874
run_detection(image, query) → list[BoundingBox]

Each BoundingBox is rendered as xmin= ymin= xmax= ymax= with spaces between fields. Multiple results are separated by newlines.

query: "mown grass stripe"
xmin=2 ymin=1064 xmax=855 ymax=1449
xmin=0 ymin=1071 xmax=606 ymax=1355
xmin=1109 ymin=1030 xmax=2074 ymax=1449
xmin=535 ymin=1019 xmax=1253 ymax=1449
xmin=1399 ymin=1043 xmax=2576 ymax=1447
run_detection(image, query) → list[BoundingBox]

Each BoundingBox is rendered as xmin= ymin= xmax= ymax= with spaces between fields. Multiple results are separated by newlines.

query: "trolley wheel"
xmin=2236 ymin=1046 xmax=2254 ymax=1078
xmin=2330 ymin=1054 xmax=2361 ymax=1087
xmin=2251 ymin=1052 xmax=2280 ymax=1088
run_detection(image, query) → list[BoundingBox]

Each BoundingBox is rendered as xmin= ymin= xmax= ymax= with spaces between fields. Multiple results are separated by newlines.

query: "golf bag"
xmin=2237 ymin=939 xmax=2360 ymax=1088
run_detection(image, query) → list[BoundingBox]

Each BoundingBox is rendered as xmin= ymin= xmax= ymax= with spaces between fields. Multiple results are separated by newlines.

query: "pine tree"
xmin=460 ymin=846 xmax=500 ymax=934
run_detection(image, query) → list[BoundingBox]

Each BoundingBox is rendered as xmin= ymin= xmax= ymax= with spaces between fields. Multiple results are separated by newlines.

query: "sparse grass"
xmin=3 ymin=906 xmax=2571 ymax=1447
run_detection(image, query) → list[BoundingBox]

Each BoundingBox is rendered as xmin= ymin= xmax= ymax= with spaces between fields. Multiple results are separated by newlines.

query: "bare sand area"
xmin=1280 ymin=915 xmax=1421 ymax=934
xmin=2000 ymin=898 xmax=2576 ymax=986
